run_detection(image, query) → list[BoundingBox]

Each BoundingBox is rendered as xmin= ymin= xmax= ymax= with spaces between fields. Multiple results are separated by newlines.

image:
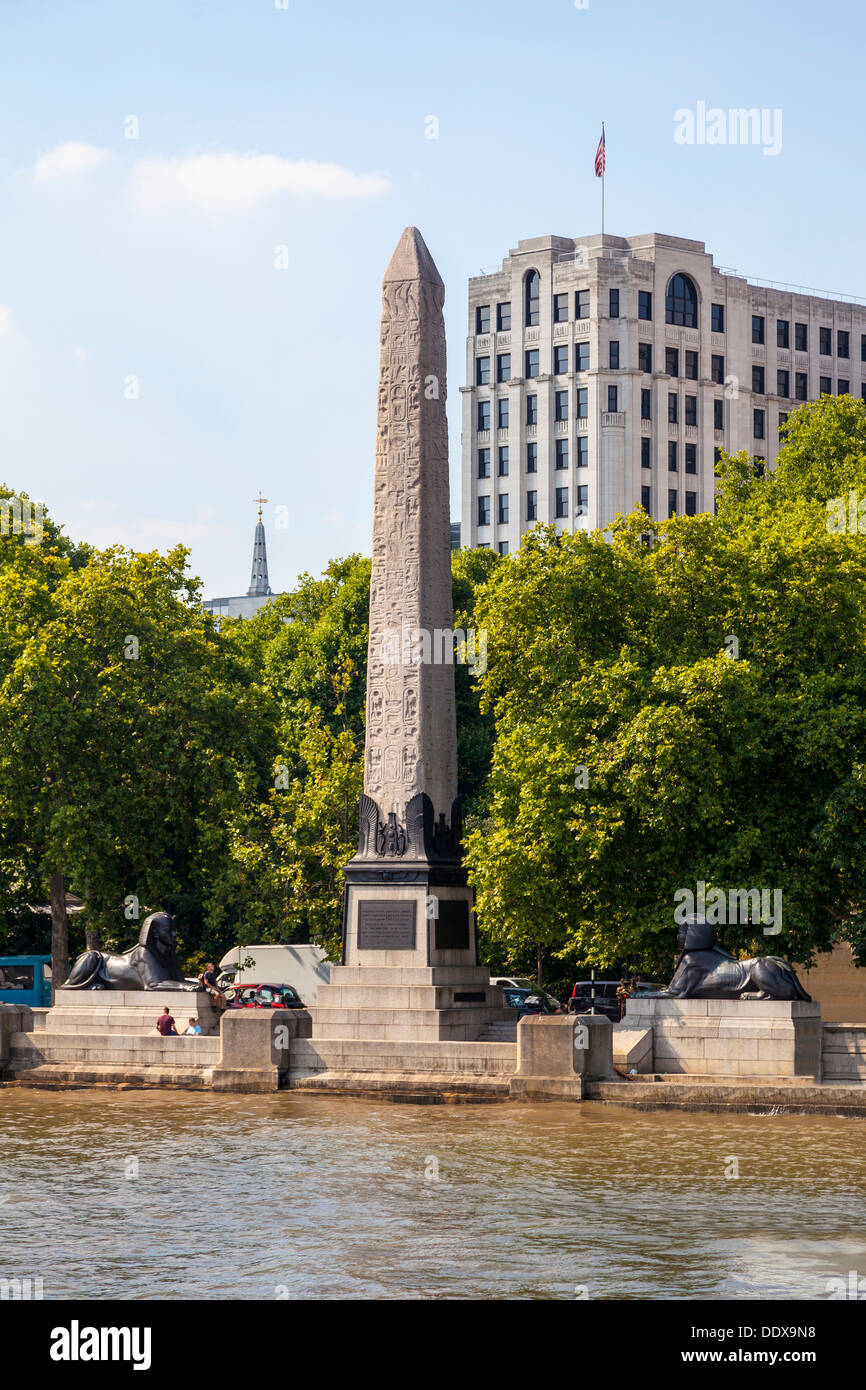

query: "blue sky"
xmin=0 ymin=0 xmax=863 ymax=597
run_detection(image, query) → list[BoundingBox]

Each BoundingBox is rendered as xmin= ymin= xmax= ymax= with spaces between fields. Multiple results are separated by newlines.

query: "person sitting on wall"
xmin=199 ymin=962 xmax=226 ymax=1014
xmin=155 ymin=1007 xmax=178 ymax=1036
xmin=184 ymin=1018 xmax=202 ymax=1035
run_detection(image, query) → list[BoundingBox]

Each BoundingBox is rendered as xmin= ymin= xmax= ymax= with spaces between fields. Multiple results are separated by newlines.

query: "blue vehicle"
xmin=0 ymin=955 xmax=53 ymax=1007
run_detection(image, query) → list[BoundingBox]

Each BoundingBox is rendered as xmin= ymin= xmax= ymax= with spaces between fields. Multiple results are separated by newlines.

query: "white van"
xmin=217 ymin=944 xmax=331 ymax=1006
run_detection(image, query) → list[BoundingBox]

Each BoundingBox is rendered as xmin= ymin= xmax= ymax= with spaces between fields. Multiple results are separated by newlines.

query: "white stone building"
xmin=461 ymin=232 xmax=866 ymax=551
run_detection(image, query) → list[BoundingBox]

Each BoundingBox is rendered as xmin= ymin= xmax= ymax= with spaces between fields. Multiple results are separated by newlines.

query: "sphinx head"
xmin=139 ymin=911 xmax=178 ymax=959
xmin=676 ymin=915 xmax=718 ymax=953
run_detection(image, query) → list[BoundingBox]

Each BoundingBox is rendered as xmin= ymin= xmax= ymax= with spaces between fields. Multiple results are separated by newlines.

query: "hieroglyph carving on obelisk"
xmin=363 ymin=227 xmax=458 ymax=832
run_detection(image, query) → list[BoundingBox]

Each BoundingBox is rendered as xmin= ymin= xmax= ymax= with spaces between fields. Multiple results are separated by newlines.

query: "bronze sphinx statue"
xmin=64 ymin=912 xmax=201 ymax=991
xmin=662 ymin=917 xmax=811 ymax=1001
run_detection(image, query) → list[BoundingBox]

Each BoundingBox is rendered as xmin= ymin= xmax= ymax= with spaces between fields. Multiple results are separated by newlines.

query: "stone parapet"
xmin=822 ymin=1025 xmax=866 ymax=1082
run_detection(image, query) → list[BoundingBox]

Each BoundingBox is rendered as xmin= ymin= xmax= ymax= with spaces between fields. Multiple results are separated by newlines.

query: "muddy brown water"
xmin=1 ymin=1089 xmax=864 ymax=1300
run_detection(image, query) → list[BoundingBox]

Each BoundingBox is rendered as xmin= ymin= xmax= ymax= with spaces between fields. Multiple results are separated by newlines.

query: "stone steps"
xmin=586 ymin=1077 xmax=866 ymax=1113
xmin=476 ymin=1022 xmax=518 ymax=1042
xmin=3 ymin=1062 xmax=215 ymax=1090
xmin=290 ymin=1036 xmax=517 ymax=1080
xmin=289 ymin=1071 xmax=511 ymax=1098
xmin=10 ymin=1031 xmax=220 ymax=1069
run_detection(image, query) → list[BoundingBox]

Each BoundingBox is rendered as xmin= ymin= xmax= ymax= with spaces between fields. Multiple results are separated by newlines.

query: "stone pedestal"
xmin=623 ymin=996 xmax=823 ymax=1079
xmin=508 ymin=1014 xmax=616 ymax=1100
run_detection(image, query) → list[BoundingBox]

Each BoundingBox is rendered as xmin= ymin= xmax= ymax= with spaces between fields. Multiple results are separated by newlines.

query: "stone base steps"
xmin=476 ymin=1022 xmax=518 ymax=1042
xmin=309 ymin=1006 xmax=516 ymax=1043
xmin=587 ymin=1077 xmax=866 ymax=1115
xmin=3 ymin=1062 xmax=215 ymax=1090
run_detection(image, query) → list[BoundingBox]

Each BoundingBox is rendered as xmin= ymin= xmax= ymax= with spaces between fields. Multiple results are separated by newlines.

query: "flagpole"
xmin=600 ymin=121 xmax=605 ymax=239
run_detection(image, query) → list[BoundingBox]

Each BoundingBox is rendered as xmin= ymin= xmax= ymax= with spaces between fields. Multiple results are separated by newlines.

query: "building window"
xmin=838 ymin=330 xmax=850 ymax=359
xmin=498 ymin=494 xmax=509 ymax=524
xmin=641 ymin=484 xmax=652 ymax=513
xmin=777 ymin=370 xmax=790 ymax=398
xmin=609 ymin=288 xmax=620 ymax=317
xmin=795 ymin=372 xmax=808 ymax=400
xmin=577 ymin=387 xmax=588 ymax=418
xmin=576 ymin=485 xmax=588 ymax=517
xmin=497 ymin=302 xmax=511 ymax=332
xmin=477 ymin=448 xmax=490 ymax=478
xmin=752 ymin=365 xmax=765 ymax=395
xmin=820 ymin=326 xmax=832 ymax=355
xmin=862 ymin=334 xmax=866 ymax=362
xmin=607 ymin=385 xmax=618 ymax=413
xmin=496 ymin=353 xmax=511 ymax=383
xmin=685 ymin=442 xmax=697 ymax=473
xmin=753 ymin=408 xmax=765 ymax=439
xmin=714 ymin=447 xmax=722 ymax=468
xmin=609 ymin=340 xmax=620 ymax=370
xmin=668 ymin=393 xmax=678 ymax=424
xmin=476 ymin=305 xmax=490 ymax=334
xmin=685 ymin=491 xmax=697 ymax=516
xmin=777 ymin=319 xmax=790 ymax=349
xmin=577 ymin=436 xmax=588 ymax=468
xmin=497 ymin=541 xmax=509 ymax=556
xmin=553 ymin=345 xmax=569 ymax=375
xmin=641 ymin=436 xmax=651 ymax=469
xmin=555 ymin=389 xmax=569 ymax=422
xmin=526 ymin=394 xmax=538 ymax=425
xmin=666 ymin=347 xmax=679 ymax=377
xmin=668 ymin=440 xmax=678 ymax=471
xmin=752 ymin=315 xmax=765 ymax=345
xmin=795 ymin=322 xmax=808 ymax=352
xmin=575 ymin=288 xmax=590 ymax=319
xmin=477 ymin=400 xmax=491 ymax=431
xmin=475 ymin=357 xmax=490 ymax=386
xmin=524 ymin=271 xmax=540 ymax=327
xmin=477 ymin=496 xmax=490 ymax=526
xmin=684 ymin=395 xmax=697 ymax=426
xmin=526 ymin=442 xmax=537 ymax=472
xmin=555 ymin=487 xmax=569 ymax=519
xmin=685 ymin=350 xmax=698 ymax=381
xmin=555 ymin=438 xmax=569 ymax=470
xmin=838 ymin=379 xmax=850 ymax=396
xmin=753 ymin=457 xmax=765 ymax=478
xmin=711 ymin=302 xmax=725 ymax=333
xmin=497 ymin=398 xmax=509 ymax=430
xmin=527 ymin=490 xmax=538 ymax=521
xmin=525 ymin=349 xmax=539 ymax=378
xmin=553 ymin=292 xmax=569 ymax=324
xmin=498 ymin=446 xmax=509 ymax=476
xmin=639 ymin=342 xmax=652 ymax=373
xmin=641 ymin=388 xmax=652 ymax=420
xmin=779 ymin=412 xmax=788 ymax=429
xmin=820 ymin=376 xmax=832 ymax=395
xmin=711 ymin=354 xmax=725 ymax=385
xmin=714 ymin=399 xmax=724 ymax=430
xmin=863 ymin=385 xmax=866 ymax=402
xmin=665 ymin=273 xmax=698 ymax=327
xmin=575 ymin=342 xmax=590 ymax=372
xmin=638 ymin=290 xmax=652 ymax=321
xmin=668 ymin=489 xmax=678 ymax=517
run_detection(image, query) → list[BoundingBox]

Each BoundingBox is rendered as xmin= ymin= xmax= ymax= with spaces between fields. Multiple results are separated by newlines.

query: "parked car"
xmin=490 ymin=977 xmax=563 ymax=1013
xmin=223 ymin=983 xmax=305 ymax=1010
xmin=567 ymin=980 xmax=622 ymax=1021
xmin=501 ymin=987 xmax=560 ymax=1018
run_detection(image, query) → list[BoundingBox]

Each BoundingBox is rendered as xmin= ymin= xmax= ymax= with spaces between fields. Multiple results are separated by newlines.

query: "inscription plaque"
xmin=357 ymin=900 xmax=417 ymax=951
xmin=434 ymin=899 xmax=470 ymax=952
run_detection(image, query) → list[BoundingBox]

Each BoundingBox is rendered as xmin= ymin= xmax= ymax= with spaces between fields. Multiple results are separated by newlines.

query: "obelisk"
xmin=310 ymin=228 xmax=511 ymax=1043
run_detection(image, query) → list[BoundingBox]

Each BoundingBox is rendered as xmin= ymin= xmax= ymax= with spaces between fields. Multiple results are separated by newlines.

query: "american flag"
xmin=595 ymin=127 xmax=606 ymax=177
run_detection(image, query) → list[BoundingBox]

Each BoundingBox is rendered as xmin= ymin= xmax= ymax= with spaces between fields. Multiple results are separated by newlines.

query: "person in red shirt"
xmin=155 ymin=1007 xmax=178 ymax=1036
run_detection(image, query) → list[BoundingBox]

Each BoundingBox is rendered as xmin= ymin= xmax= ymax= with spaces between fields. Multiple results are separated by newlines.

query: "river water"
xmin=1 ymin=1090 xmax=864 ymax=1300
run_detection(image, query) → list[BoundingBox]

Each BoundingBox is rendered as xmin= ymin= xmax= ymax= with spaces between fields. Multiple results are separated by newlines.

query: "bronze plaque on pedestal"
xmin=357 ymin=900 xmax=417 ymax=951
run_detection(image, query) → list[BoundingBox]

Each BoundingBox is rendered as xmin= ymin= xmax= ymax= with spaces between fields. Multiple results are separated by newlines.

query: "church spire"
xmin=247 ymin=493 xmax=273 ymax=597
